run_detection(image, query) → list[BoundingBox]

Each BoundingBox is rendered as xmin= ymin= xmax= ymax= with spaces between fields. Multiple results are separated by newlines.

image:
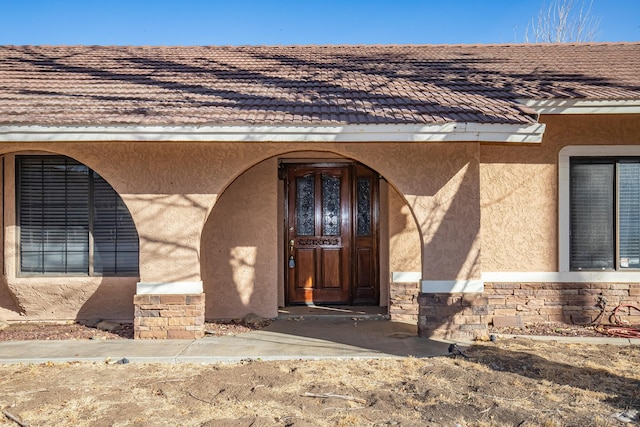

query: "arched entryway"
xmin=201 ymin=150 xmax=423 ymax=323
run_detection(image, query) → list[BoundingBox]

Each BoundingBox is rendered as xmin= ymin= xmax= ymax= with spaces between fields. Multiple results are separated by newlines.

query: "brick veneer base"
xmin=418 ymin=293 xmax=489 ymax=340
xmin=417 ymin=283 xmax=640 ymax=340
xmin=389 ymin=282 xmax=419 ymax=323
xmin=133 ymin=293 xmax=205 ymax=339
xmin=485 ymin=282 xmax=640 ymax=325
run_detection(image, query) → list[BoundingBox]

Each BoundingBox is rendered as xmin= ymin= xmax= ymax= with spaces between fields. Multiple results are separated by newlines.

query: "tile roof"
xmin=0 ymin=44 xmax=638 ymax=126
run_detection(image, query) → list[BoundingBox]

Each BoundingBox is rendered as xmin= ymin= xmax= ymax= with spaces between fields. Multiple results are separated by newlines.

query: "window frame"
xmin=16 ymin=155 xmax=139 ymax=277
xmin=559 ymin=146 xmax=640 ymax=273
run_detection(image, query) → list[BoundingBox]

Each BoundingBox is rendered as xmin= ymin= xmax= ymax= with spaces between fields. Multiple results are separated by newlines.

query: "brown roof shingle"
xmin=0 ymin=43 xmax=638 ymax=126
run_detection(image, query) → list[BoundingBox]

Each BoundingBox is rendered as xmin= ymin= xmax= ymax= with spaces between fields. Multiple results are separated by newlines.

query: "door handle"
xmin=289 ymin=239 xmax=295 ymax=268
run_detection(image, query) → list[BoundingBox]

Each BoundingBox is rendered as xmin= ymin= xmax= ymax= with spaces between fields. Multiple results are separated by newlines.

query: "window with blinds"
xmin=17 ymin=156 xmax=139 ymax=275
xmin=570 ymin=157 xmax=640 ymax=271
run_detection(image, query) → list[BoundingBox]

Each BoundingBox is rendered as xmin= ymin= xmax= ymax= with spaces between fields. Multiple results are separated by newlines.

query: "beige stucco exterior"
xmin=480 ymin=114 xmax=640 ymax=272
xmin=200 ymin=156 xmax=279 ymax=319
xmin=1 ymin=113 xmax=638 ymax=323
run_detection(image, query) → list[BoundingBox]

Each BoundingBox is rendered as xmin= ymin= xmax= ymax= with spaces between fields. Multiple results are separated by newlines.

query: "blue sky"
xmin=0 ymin=0 xmax=638 ymax=45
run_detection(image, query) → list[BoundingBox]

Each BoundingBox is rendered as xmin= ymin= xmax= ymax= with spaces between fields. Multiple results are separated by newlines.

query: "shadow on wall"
xmin=0 ymin=276 xmax=23 ymax=318
xmin=200 ymin=158 xmax=278 ymax=320
xmin=0 ymin=152 xmax=145 ymax=323
xmin=78 ymin=194 xmax=210 ymax=322
xmin=0 ymin=278 xmax=137 ymax=323
xmin=387 ymin=187 xmax=421 ymax=273
xmin=406 ymin=159 xmax=482 ymax=338
xmin=416 ymin=160 xmax=480 ymax=280
xmin=386 ymin=183 xmax=422 ymax=321
xmin=127 ymin=193 xmax=209 ymax=284
xmin=75 ymin=279 xmax=138 ymax=323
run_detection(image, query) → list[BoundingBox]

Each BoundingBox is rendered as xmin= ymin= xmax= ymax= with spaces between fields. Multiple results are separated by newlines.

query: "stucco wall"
xmin=480 ymin=114 xmax=640 ymax=272
xmin=3 ymin=116 xmax=636 ymax=320
xmin=5 ymin=278 xmax=136 ymax=322
xmin=201 ymin=158 xmax=278 ymax=320
xmin=0 ymin=277 xmax=21 ymax=320
xmin=0 ymin=141 xmax=480 ymax=281
xmin=388 ymin=184 xmax=421 ymax=273
xmin=338 ymin=142 xmax=481 ymax=281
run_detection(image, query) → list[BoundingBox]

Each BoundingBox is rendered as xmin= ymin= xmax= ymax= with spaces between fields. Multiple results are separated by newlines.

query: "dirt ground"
xmin=0 ymin=319 xmax=623 ymax=342
xmin=1 ymin=325 xmax=639 ymax=427
xmin=0 ymin=320 xmax=261 ymax=341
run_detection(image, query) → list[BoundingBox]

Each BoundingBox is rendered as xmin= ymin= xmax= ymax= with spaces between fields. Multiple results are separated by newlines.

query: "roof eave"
xmin=0 ymin=122 xmax=546 ymax=144
xmin=518 ymin=99 xmax=640 ymax=115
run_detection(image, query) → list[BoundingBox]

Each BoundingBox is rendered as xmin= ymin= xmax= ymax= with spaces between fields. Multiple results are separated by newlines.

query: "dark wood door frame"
xmin=283 ymin=161 xmax=379 ymax=306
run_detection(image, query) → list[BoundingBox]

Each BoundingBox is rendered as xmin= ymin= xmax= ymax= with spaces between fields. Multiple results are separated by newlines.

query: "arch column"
xmin=341 ymin=141 xmax=487 ymax=339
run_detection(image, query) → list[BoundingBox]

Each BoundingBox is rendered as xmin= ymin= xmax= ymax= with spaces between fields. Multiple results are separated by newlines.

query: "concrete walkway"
xmin=0 ymin=319 xmax=454 ymax=365
xmin=0 ymin=318 xmax=637 ymax=365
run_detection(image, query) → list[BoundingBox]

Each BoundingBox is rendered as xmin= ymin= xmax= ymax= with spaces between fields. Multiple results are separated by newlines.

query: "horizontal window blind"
xmin=619 ymin=161 xmax=640 ymax=269
xmin=92 ymin=171 xmax=139 ymax=275
xmin=570 ymin=157 xmax=640 ymax=271
xmin=570 ymin=160 xmax=614 ymax=270
xmin=18 ymin=156 xmax=138 ymax=276
xmin=19 ymin=157 xmax=89 ymax=274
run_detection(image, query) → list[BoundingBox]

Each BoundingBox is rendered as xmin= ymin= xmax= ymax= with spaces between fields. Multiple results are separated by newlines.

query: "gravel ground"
xmin=1 ymin=318 xmax=637 ymax=341
xmin=0 ymin=320 xmax=264 ymax=341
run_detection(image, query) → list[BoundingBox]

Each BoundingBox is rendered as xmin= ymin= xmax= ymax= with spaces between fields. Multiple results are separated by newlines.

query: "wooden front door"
xmin=285 ymin=163 xmax=378 ymax=305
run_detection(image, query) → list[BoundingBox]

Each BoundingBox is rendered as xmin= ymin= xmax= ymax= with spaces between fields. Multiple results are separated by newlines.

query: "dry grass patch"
xmin=1 ymin=338 xmax=639 ymax=426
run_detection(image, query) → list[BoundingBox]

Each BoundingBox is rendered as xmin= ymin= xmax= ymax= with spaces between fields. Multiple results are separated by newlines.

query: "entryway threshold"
xmin=278 ymin=305 xmax=389 ymax=320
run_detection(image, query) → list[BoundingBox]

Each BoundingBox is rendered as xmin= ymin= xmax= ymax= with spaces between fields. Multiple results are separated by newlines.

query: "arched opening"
xmin=0 ymin=151 xmax=140 ymax=322
xmin=200 ymin=150 xmax=422 ymax=323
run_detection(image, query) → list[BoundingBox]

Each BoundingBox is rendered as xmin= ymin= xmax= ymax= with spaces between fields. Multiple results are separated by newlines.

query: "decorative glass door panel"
xmin=322 ymin=174 xmax=341 ymax=236
xmin=296 ymin=175 xmax=315 ymax=236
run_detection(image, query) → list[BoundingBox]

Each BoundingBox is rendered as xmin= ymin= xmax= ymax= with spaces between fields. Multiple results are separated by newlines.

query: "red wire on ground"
xmin=598 ymin=325 xmax=640 ymax=338
xmin=596 ymin=304 xmax=640 ymax=339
